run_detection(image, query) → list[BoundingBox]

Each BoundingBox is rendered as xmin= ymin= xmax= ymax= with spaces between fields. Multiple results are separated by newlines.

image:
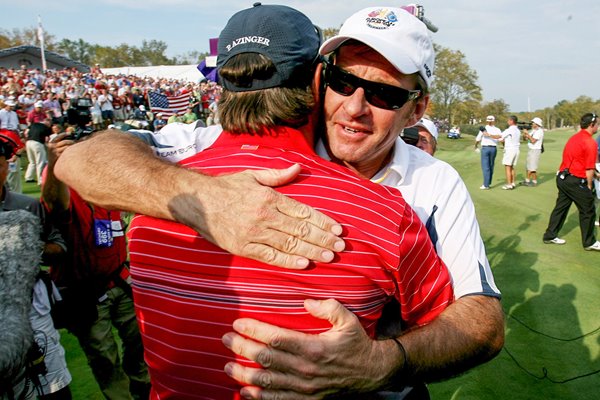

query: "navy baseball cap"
xmin=217 ymin=2 xmax=321 ymax=92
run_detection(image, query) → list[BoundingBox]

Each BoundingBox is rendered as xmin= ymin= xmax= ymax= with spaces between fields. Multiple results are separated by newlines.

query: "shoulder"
xmin=402 ymin=146 xmax=464 ymax=195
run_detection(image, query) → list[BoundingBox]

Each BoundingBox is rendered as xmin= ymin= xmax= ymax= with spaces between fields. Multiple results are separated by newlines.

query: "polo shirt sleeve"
xmin=392 ymin=206 xmax=454 ymax=327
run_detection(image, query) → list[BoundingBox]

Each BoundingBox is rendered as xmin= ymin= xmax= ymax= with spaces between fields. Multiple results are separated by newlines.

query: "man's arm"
xmin=586 ymin=168 xmax=595 ymax=190
xmin=222 ymin=296 xmax=504 ymax=399
xmin=43 ymin=133 xmax=73 ymax=213
xmin=54 ymin=130 xmax=345 ymax=269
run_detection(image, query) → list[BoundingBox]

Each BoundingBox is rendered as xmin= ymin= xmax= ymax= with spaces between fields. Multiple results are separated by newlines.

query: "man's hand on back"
xmin=169 ymin=164 xmax=345 ymax=269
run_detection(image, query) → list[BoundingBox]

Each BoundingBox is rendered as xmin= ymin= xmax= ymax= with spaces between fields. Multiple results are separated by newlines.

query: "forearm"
xmin=586 ymin=169 xmax=594 ymax=189
xmin=42 ymin=151 xmax=71 ymax=213
xmin=396 ymin=295 xmax=504 ymax=383
xmin=54 ymin=130 xmax=206 ymax=220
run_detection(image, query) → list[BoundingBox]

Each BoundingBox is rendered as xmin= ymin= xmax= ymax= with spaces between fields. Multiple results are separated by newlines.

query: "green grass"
xmin=428 ymin=129 xmax=600 ymax=399
xmin=19 ymin=129 xmax=600 ymax=399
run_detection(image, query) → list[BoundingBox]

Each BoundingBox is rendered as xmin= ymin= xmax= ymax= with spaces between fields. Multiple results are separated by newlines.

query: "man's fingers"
xmin=250 ymin=164 xmax=302 ymax=187
xmin=242 ymin=226 xmax=338 ymax=268
xmin=249 ymin=166 xmax=344 ymax=238
xmin=225 ymin=362 xmax=323 ymax=399
xmin=231 ymin=318 xmax=312 ymax=355
xmin=304 ymin=298 xmax=358 ymax=329
xmin=275 ymin=190 xmax=344 ymax=237
xmin=222 ymin=332 xmax=302 ymax=372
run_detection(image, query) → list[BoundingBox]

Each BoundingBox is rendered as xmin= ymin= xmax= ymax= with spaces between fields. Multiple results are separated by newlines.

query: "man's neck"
xmin=333 ymin=150 xmax=393 ymax=180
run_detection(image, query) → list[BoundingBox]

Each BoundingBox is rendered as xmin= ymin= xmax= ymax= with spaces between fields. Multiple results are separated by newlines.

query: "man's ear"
xmin=406 ymin=94 xmax=430 ymax=127
xmin=312 ymin=62 xmax=324 ymax=103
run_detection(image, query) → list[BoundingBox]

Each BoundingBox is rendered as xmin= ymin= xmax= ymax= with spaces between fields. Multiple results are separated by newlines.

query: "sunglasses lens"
xmin=327 ymin=67 xmax=357 ymax=97
xmin=324 ymin=62 xmax=417 ymax=110
xmin=365 ymin=86 xmax=406 ymax=110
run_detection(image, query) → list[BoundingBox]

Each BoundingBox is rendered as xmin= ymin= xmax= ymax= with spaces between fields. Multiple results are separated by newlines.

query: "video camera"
xmin=66 ymin=97 xmax=94 ymax=140
xmin=400 ymin=126 xmax=419 ymax=146
xmin=517 ymin=121 xmax=532 ymax=130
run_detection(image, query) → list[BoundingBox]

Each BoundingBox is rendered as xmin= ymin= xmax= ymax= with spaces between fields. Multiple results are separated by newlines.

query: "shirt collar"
xmin=214 ymin=126 xmax=315 ymax=155
xmin=315 ymin=137 xmax=409 ymax=186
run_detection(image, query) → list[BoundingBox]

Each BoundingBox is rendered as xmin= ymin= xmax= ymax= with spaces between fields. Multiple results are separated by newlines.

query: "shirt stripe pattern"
xmin=128 ymin=128 xmax=453 ymax=399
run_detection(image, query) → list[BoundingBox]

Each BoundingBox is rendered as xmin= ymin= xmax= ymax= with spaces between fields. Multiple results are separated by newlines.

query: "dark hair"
xmin=580 ymin=113 xmax=598 ymax=129
xmin=218 ymin=53 xmax=315 ymax=135
xmin=509 ymin=115 xmax=518 ymax=124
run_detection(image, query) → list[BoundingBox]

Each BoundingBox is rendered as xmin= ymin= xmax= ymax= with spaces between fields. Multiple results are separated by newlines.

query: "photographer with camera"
xmin=66 ymin=97 xmax=94 ymax=141
xmin=520 ymin=117 xmax=544 ymax=187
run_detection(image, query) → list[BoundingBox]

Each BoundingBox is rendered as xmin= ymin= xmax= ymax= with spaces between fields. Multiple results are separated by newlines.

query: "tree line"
xmin=2 ymin=26 xmax=598 ymax=129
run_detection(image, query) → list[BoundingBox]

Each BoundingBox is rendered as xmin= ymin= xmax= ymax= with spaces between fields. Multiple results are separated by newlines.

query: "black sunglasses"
xmin=322 ymin=60 xmax=422 ymax=110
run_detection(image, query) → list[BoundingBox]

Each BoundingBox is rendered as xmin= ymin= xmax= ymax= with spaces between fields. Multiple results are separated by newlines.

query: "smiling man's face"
xmin=323 ymin=43 xmax=426 ymax=179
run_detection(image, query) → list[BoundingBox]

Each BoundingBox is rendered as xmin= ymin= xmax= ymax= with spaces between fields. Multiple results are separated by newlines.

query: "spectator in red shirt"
xmin=543 ymin=112 xmax=600 ymax=250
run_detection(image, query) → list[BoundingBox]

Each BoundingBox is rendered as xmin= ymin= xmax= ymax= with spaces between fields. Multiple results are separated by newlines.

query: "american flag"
xmin=148 ymin=91 xmax=189 ymax=117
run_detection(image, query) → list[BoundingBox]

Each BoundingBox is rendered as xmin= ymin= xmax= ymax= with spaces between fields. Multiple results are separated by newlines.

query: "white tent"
xmin=100 ymin=64 xmax=204 ymax=82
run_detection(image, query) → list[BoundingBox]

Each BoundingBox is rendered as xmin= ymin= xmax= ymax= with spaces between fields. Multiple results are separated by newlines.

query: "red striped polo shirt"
xmin=128 ymin=126 xmax=454 ymax=399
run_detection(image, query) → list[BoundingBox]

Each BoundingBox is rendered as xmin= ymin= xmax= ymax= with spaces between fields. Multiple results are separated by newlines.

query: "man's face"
xmin=416 ymin=127 xmax=436 ymax=156
xmin=323 ymin=44 xmax=427 ymax=179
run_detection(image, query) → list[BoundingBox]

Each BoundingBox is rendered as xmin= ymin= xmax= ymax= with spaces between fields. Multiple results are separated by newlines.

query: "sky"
xmin=4 ymin=0 xmax=600 ymax=112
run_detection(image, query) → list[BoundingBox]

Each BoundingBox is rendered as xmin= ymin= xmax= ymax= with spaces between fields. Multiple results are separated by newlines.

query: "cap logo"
xmin=366 ymin=9 xmax=398 ymax=29
xmin=424 ymin=64 xmax=432 ymax=78
xmin=226 ymin=36 xmax=270 ymax=52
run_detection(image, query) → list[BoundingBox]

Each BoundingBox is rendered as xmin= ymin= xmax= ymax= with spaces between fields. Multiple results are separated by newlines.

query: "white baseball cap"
xmin=34 ymin=100 xmax=44 ymax=108
xmin=4 ymin=99 xmax=16 ymax=107
xmin=531 ymin=117 xmax=543 ymax=127
xmin=415 ymin=117 xmax=438 ymax=140
xmin=486 ymin=115 xmax=495 ymax=122
xmin=319 ymin=7 xmax=435 ymax=88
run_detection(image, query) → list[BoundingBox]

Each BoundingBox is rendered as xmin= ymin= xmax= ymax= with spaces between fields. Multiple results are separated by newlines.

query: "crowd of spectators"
xmin=0 ymin=64 xmax=222 ymax=132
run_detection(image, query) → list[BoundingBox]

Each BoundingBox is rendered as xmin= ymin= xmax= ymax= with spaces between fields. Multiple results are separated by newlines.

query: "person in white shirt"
xmin=488 ymin=115 xmax=521 ymax=190
xmin=521 ymin=117 xmax=544 ymax=187
xmin=475 ymin=115 xmax=501 ymax=189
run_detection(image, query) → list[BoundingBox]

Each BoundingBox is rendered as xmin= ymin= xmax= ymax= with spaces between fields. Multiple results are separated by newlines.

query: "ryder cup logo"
xmin=366 ymin=9 xmax=398 ymax=29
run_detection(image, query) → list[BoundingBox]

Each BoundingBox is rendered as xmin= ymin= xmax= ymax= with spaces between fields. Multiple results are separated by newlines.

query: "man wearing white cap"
xmin=54 ymin=5 xmax=503 ymax=398
xmin=521 ymin=117 xmax=544 ymax=186
xmin=27 ymin=101 xmax=49 ymax=125
xmin=475 ymin=115 xmax=501 ymax=189
xmin=414 ymin=117 xmax=438 ymax=155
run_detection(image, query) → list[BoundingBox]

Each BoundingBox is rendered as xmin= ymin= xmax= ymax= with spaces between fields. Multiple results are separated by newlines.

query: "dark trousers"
xmin=543 ymin=174 xmax=597 ymax=247
xmin=480 ymin=146 xmax=497 ymax=187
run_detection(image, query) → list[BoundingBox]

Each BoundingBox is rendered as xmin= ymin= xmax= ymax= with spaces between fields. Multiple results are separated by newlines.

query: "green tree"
xmin=480 ymin=99 xmax=510 ymax=126
xmin=430 ymin=44 xmax=481 ymax=124
xmin=56 ymin=38 xmax=95 ymax=65
xmin=0 ymin=27 xmax=56 ymax=50
xmin=173 ymin=50 xmax=210 ymax=65
xmin=139 ymin=40 xmax=173 ymax=65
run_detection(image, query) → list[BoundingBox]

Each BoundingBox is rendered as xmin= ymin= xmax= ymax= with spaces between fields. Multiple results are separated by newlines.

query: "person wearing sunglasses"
xmin=543 ymin=112 xmax=600 ymax=251
xmin=53 ymin=5 xmax=503 ymax=400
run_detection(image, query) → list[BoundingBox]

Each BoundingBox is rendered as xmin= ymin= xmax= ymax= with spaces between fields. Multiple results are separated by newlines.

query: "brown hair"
xmin=218 ymin=53 xmax=315 ymax=135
